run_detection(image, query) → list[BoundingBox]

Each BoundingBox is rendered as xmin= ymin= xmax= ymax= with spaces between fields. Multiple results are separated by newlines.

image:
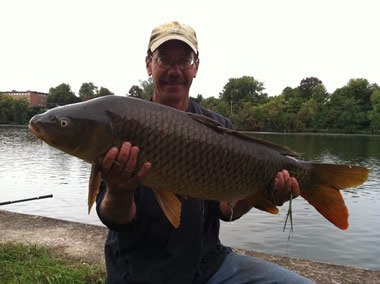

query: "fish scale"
xmin=28 ymin=96 xmax=370 ymax=229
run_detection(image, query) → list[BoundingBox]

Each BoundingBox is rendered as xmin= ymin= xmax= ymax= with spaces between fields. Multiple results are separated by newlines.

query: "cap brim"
xmin=150 ymin=35 xmax=198 ymax=54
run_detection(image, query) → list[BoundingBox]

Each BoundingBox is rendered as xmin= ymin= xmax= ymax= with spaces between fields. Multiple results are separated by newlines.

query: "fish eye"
xmin=60 ymin=119 xmax=69 ymax=128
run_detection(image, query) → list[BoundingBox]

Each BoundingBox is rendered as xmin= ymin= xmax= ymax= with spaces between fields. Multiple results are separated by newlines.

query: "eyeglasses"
xmin=150 ymin=55 xmax=198 ymax=70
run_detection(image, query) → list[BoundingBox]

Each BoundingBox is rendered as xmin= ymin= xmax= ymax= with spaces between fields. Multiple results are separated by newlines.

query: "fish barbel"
xmin=29 ymin=96 xmax=370 ymax=229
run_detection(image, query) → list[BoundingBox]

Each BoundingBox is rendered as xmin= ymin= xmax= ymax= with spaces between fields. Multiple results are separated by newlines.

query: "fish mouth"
xmin=28 ymin=123 xmax=44 ymax=145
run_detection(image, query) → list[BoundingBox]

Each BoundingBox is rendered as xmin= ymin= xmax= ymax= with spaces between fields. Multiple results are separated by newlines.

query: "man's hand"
xmin=270 ymin=169 xmax=300 ymax=206
xmin=220 ymin=169 xmax=300 ymax=220
xmin=100 ymin=141 xmax=151 ymax=224
xmin=101 ymin=142 xmax=151 ymax=193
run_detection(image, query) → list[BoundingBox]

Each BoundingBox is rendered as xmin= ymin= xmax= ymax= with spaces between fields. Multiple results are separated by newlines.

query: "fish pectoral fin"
xmin=152 ymin=189 xmax=182 ymax=228
xmin=245 ymin=193 xmax=279 ymax=214
xmin=88 ymin=159 xmax=102 ymax=214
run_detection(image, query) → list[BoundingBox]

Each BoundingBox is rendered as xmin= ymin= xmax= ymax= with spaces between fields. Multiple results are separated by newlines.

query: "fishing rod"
xmin=0 ymin=194 xmax=53 ymax=206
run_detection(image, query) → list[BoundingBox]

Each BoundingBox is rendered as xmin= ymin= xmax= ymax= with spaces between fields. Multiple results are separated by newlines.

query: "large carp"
xmin=29 ymin=96 xmax=370 ymax=229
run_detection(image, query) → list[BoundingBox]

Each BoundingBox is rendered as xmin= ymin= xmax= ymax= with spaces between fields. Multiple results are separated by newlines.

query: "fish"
xmin=28 ymin=96 xmax=370 ymax=230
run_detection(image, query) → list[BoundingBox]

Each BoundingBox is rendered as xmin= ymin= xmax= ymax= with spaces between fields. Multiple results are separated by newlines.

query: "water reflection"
xmin=1 ymin=126 xmax=379 ymax=271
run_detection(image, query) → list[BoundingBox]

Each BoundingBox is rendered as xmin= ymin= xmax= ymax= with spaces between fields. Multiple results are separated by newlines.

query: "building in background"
xmin=0 ymin=90 xmax=48 ymax=107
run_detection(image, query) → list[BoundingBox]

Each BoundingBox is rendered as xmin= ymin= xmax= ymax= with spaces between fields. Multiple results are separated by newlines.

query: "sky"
xmin=1 ymin=0 xmax=379 ymax=98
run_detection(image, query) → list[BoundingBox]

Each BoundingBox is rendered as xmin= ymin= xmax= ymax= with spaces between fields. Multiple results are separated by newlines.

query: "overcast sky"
xmin=1 ymin=0 xmax=379 ymax=98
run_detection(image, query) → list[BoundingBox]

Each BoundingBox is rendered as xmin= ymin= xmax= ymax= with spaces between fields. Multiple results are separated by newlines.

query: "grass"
xmin=0 ymin=242 xmax=106 ymax=283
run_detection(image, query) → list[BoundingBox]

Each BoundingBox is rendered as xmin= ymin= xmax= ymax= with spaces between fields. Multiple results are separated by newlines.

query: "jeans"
xmin=207 ymin=252 xmax=315 ymax=284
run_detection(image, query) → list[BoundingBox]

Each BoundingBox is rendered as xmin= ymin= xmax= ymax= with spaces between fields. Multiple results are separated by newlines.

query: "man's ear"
xmin=193 ymin=58 xmax=199 ymax=78
xmin=146 ymin=56 xmax=152 ymax=76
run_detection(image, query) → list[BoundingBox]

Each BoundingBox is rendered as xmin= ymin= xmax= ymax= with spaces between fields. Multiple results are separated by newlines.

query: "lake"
xmin=1 ymin=125 xmax=379 ymax=271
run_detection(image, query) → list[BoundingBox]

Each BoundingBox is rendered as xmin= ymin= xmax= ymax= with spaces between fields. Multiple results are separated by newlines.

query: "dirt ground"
xmin=1 ymin=210 xmax=379 ymax=284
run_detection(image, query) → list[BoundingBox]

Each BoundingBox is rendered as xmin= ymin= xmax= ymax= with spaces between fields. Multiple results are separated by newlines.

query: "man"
xmin=96 ymin=21 xmax=314 ymax=283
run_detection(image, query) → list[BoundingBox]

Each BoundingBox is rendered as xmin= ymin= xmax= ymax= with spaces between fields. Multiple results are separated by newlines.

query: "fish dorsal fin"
xmin=88 ymin=158 xmax=102 ymax=214
xmin=187 ymin=113 xmax=298 ymax=157
xmin=152 ymin=189 xmax=182 ymax=228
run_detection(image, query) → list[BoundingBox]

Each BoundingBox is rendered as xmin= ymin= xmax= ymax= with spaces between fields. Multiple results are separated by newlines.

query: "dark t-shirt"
xmin=96 ymin=100 xmax=234 ymax=284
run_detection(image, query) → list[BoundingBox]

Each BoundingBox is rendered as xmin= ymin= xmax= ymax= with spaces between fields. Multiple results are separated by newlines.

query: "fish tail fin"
xmin=88 ymin=160 xmax=102 ymax=214
xmin=301 ymin=163 xmax=370 ymax=230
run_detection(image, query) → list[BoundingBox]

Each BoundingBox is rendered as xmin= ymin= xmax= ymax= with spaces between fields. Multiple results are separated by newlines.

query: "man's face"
xmin=146 ymin=40 xmax=199 ymax=105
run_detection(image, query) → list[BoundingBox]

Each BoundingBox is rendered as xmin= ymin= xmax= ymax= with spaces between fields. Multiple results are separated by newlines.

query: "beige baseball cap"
xmin=148 ymin=21 xmax=198 ymax=54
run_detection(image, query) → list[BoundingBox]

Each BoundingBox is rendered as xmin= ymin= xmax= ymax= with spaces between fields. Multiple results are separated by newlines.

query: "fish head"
xmin=29 ymin=101 xmax=113 ymax=163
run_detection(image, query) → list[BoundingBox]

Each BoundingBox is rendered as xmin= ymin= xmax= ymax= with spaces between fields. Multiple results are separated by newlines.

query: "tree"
xmin=47 ymin=83 xmax=79 ymax=107
xmin=0 ymin=94 xmax=15 ymax=123
xmin=219 ymin=76 xmax=268 ymax=113
xmin=281 ymin=87 xmax=303 ymax=114
xmin=230 ymin=102 xmax=257 ymax=130
xmin=325 ymin=90 xmax=363 ymax=132
xmin=298 ymin=77 xmax=322 ymax=100
xmin=252 ymin=96 xmax=289 ymax=131
xmin=79 ymin=82 xmax=98 ymax=101
xmin=139 ymin=77 xmax=154 ymax=99
xmin=12 ymin=98 xmax=29 ymax=124
xmin=345 ymin=78 xmax=372 ymax=113
xmin=190 ymin=94 xmax=204 ymax=103
xmin=200 ymin=97 xmax=229 ymax=118
xmin=128 ymin=85 xmax=144 ymax=98
xmin=96 ymin=87 xmax=114 ymax=97
xmin=329 ymin=79 xmax=372 ymax=130
xmin=368 ymin=90 xmax=380 ymax=132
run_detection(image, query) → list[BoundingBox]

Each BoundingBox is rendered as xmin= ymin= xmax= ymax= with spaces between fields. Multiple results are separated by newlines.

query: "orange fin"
xmin=302 ymin=184 xmax=348 ymax=230
xmin=152 ymin=189 xmax=182 ymax=228
xmin=302 ymin=163 xmax=370 ymax=230
xmin=245 ymin=193 xmax=279 ymax=214
xmin=88 ymin=159 xmax=102 ymax=214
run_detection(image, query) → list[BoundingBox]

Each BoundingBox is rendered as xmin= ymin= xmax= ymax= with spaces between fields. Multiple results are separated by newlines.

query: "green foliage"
xmin=368 ymin=90 xmax=380 ymax=132
xmin=79 ymin=83 xmax=114 ymax=101
xmin=190 ymin=94 xmax=204 ymax=103
xmin=128 ymin=85 xmax=144 ymax=98
xmin=0 ymin=94 xmax=30 ymax=125
xmin=12 ymin=98 xmax=29 ymax=124
xmin=219 ymin=76 xmax=268 ymax=113
xmin=47 ymin=83 xmax=80 ymax=107
xmin=252 ymin=96 xmax=290 ymax=131
xmin=79 ymin=82 xmax=98 ymax=101
xmin=298 ymin=77 xmax=322 ymax=100
xmin=200 ymin=97 xmax=230 ymax=118
xmin=139 ymin=77 xmax=154 ymax=100
xmin=96 ymin=87 xmax=114 ymax=97
xmin=0 ymin=242 xmax=105 ymax=283
xmin=0 ymin=94 xmax=14 ymax=123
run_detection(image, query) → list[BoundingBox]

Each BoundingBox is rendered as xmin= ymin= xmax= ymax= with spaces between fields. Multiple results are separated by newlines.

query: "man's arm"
xmin=99 ymin=142 xmax=151 ymax=224
xmin=219 ymin=170 xmax=300 ymax=220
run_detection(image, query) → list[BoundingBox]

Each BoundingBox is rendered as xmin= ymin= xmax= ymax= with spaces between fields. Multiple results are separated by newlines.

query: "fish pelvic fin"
xmin=245 ymin=193 xmax=279 ymax=214
xmin=88 ymin=159 xmax=102 ymax=214
xmin=302 ymin=163 xmax=370 ymax=230
xmin=152 ymin=189 xmax=182 ymax=228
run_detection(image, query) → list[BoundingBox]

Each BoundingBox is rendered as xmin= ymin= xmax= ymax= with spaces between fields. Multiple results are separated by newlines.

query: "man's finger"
xmin=123 ymin=146 xmax=140 ymax=176
xmin=116 ymin=142 xmax=132 ymax=166
xmin=290 ymin=177 xmax=300 ymax=197
xmin=102 ymin=147 xmax=119 ymax=175
xmin=136 ymin=162 xmax=152 ymax=183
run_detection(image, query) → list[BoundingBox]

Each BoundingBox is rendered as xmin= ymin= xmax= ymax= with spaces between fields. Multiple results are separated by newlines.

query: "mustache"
xmin=160 ymin=77 xmax=188 ymax=84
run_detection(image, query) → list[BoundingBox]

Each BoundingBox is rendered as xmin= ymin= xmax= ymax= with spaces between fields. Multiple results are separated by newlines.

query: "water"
xmin=1 ymin=126 xmax=379 ymax=270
